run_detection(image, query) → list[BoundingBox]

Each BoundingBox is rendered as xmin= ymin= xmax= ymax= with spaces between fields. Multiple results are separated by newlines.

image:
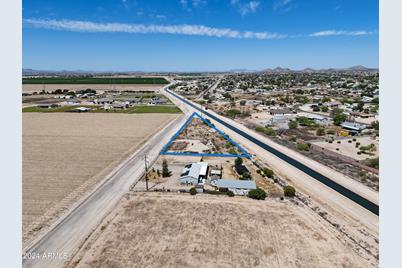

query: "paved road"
xmin=22 ymin=110 xmax=185 ymax=268
xmin=163 ymin=86 xmax=378 ymax=233
xmin=195 ymin=75 xmax=222 ymax=100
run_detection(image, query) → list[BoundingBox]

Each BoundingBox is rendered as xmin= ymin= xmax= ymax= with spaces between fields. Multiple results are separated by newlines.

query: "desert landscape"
xmin=22 ymin=113 xmax=179 ymax=245
xmin=69 ymin=192 xmax=375 ymax=268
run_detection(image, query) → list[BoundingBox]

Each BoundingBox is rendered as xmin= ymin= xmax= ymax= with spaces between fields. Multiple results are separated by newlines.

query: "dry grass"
xmin=22 ymin=113 xmax=178 ymax=243
xmin=72 ymin=193 xmax=375 ymax=268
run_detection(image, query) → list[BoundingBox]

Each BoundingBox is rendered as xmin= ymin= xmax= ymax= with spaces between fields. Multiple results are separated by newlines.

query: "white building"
xmin=215 ymin=179 xmax=257 ymax=196
xmin=180 ymin=162 xmax=208 ymax=185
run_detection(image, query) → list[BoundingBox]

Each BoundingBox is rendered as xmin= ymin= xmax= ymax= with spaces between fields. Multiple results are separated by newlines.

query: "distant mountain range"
xmin=259 ymin=65 xmax=378 ymax=73
xmin=23 ymin=65 xmax=378 ymax=76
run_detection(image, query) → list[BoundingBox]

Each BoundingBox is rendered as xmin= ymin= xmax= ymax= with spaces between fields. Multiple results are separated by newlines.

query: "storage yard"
xmin=69 ymin=193 xmax=375 ymax=268
xmin=22 ymin=113 xmax=179 ymax=245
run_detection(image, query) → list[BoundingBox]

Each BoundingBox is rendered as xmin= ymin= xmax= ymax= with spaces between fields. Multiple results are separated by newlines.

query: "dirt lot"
xmin=311 ymin=136 xmax=379 ymax=161
xmin=23 ymin=113 xmax=178 ymax=244
xmin=167 ymin=117 xmax=242 ymax=155
xmin=70 ymin=192 xmax=375 ymax=268
xmin=22 ymin=84 xmax=164 ymax=93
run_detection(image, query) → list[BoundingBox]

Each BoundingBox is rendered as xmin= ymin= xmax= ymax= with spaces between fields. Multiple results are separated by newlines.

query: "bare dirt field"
xmin=70 ymin=192 xmax=375 ymax=268
xmin=311 ymin=136 xmax=379 ymax=161
xmin=22 ymin=84 xmax=164 ymax=93
xmin=22 ymin=113 xmax=178 ymax=244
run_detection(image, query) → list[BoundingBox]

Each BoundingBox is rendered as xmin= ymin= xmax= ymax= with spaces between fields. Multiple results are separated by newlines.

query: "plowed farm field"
xmin=22 ymin=113 xmax=178 ymax=244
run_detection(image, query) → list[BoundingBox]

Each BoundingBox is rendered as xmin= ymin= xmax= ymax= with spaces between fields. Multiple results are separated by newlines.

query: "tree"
xmin=239 ymin=100 xmax=246 ymax=106
xmin=331 ymin=108 xmax=347 ymax=126
xmin=240 ymin=172 xmax=252 ymax=180
xmin=248 ymin=188 xmax=267 ymax=200
xmin=288 ymin=120 xmax=298 ymax=129
xmin=262 ymin=168 xmax=274 ymax=178
xmin=223 ymin=92 xmax=232 ymax=99
xmin=371 ymin=120 xmax=379 ymax=131
xmin=162 ymin=159 xmax=171 ymax=177
xmin=235 ymin=157 xmax=243 ymax=167
xmin=283 ymin=185 xmax=296 ymax=197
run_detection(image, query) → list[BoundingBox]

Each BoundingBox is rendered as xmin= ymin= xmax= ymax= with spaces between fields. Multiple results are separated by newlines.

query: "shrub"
xmin=348 ymin=140 xmax=352 ymax=143
xmin=264 ymin=127 xmax=276 ymax=136
xmin=248 ymin=188 xmax=267 ymax=200
xmin=289 ymin=136 xmax=297 ymax=142
xmin=241 ymin=172 xmax=252 ymax=180
xmin=262 ymin=168 xmax=274 ymax=178
xmin=316 ymin=128 xmax=325 ymax=136
xmin=364 ymin=157 xmax=379 ymax=169
xmin=283 ymin=185 xmax=296 ymax=197
xmin=288 ymin=120 xmax=298 ymax=129
xmin=352 ymin=138 xmax=357 ymax=142
xmin=297 ymin=143 xmax=310 ymax=151
xmin=228 ymin=148 xmax=237 ymax=155
xmin=189 ymin=187 xmax=197 ymax=195
xmin=227 ymin=191 xmax=235 ymax=197
xmin=326 ymin=129 xmax=335 ymax=135
xmin=225 ymin=109 xmax=241 ymax=118
xmin=355 ymin=142 xmax=361 ymax=148
xmin=337 ymin=141 xmax=341 ymax=144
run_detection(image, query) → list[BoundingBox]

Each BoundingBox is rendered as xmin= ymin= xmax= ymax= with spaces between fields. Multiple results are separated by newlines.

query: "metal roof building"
xmin=216 ymin=180 xmax=256 ymax=189
xmin=180 ymin=162 xmax=208 ymax=185
xmin=215 ymin=179 xmax=256 ymax=196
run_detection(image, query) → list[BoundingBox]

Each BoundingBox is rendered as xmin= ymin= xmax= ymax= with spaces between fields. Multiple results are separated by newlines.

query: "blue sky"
xmin=23 ymin=0 xmax=378 ymax=71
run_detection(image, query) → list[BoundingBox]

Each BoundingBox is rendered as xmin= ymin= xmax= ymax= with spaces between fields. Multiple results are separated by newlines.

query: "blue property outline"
xmin=160 ymin=112 xmax=251 ymax=158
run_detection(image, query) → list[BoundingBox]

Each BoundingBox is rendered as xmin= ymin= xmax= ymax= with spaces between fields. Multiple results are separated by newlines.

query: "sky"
xmin=22 ymin=0 xmax=379 ymax=72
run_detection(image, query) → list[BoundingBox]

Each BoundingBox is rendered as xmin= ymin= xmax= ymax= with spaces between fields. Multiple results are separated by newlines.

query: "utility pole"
xmin=144 ymin=154 xmax=149 ymax=191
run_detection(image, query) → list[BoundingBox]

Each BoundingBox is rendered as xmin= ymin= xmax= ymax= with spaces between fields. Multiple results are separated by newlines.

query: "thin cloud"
xmin=231 ymin=1 xmax=260 ymax=16
xmin=310 ymin=30 xmax=374 ymax=37
xmin=180 ymin=0 xmax=206 ymax=9
xmin=273 ymin=0 xmax=292 ymax=12
xmin=24 ymin=18 xmax=286 ymax=40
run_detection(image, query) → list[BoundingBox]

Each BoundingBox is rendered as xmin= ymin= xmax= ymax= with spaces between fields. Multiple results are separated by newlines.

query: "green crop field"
xmin=22 ymin=77 xmax=169 ymax=85
xmin=129 ymin=105 xmax=181 ymax=114
xmin=22 ymin=105 xmax=99 ymax=113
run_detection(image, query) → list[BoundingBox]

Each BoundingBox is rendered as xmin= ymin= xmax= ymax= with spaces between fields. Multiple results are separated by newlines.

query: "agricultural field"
xmin=22 ymin=76 xmax=169 ymax=84
xmin=69 ymin=193 xmax=374 ymax=268
xmin=22 ymin=84 xmax=165 ymax=93
xmin=22 ymin=105 xmax=182 ymax=114
xmin=22 ymin=113 xmax=179 ymax=244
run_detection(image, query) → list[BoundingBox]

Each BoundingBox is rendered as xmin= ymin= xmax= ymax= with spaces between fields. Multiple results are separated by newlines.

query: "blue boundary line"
xmin=160 ymin=111 xmax=251 ymax=158
xmin=164 ymin=87 xmax=379 ymax=215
